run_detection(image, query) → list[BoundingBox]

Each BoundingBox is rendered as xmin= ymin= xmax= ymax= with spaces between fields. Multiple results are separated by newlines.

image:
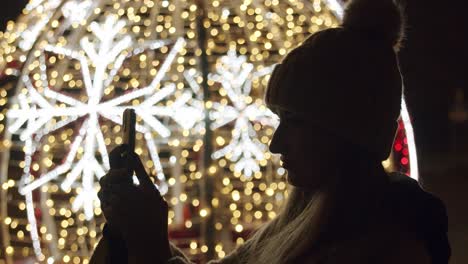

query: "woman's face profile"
xmin=269 ymin=109 xmax=340 ymax=190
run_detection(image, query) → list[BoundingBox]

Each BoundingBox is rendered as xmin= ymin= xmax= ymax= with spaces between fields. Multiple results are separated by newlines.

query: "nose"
xmin=269 ymin=122 xmax=285 ymax=155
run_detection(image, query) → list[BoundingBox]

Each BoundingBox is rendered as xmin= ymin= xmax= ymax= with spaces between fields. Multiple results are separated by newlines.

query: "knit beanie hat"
xmin=266 ymin=0 xmax=405 ymax=160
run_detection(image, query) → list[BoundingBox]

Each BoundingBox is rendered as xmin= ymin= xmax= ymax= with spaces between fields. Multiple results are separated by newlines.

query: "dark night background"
xmin=1 ymin=0 xmax=467 ymax=263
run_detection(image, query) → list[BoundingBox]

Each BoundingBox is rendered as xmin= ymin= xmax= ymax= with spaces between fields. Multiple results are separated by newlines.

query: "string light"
xmin=209 ymin=49 xmax=279 ymax=177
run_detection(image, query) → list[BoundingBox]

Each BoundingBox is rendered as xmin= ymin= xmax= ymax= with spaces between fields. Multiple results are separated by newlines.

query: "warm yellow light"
xmin=208 ymin=166 xmax=217 ymax=174
xmin=266 ymin=188 xmax=274 ymax=196
xmin=0 ymin=0 xmax=340 ymax=259
xmin=200 ymin=208 xmax=209 ymax=217
xmin=190 ymin=241 xmax=197 ymax=249
xmin=6 ymin=246 xmax=14 ymax=255
xmin=222 ymin=177 xmax=230 ymax=186
xmin=215 ymin=244 xmax=223 ymax=252
xmin=201 ymin=245 xmax=208 ymax=253
xmin=232 ymin=190 xmax=240 ymax=201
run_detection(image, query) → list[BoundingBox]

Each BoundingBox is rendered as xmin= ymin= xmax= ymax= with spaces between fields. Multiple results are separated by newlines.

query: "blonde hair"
xmin=238 ymin=186 xmax=331 ymax=264
xmin=232 ymin=154 xmax=389 ymax=264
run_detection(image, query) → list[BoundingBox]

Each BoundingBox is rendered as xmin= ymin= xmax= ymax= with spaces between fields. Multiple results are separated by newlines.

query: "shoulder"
xmin=317 ymin=224 xmax=430 ymax=264
xmin=382 ymin=172 xmax=451 ymax=264
xmin=384 ymin=172 xmax=448 ymax=233
xmin=379 ymin=230 xmax=431 ymax=264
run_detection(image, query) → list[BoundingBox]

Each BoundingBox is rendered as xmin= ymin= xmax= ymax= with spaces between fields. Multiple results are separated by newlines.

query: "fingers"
xmin=99 ymin=169 xmax=131 ymax=186
xmin=98 ymin=170 xmax=132 ymax=218
xmin=128 ymin=151 xmax=154 ymax=189
xmin=98 ymin=187 xmax=113 ymax=222
xmin=108 ymin=145 xmax=155 ymax=188
xmin=109 ymin=145 xmax=128 ymax=169
xmin=98 ymin=179 xmax=169 ymax=242
xmin=99 ymin=184 xmax=137 ymax=219
xmin=98 ymin=181 xmax=118 ymax=213
xmin=100 ymin=146 xmax=165 ymax=220
xmin=109 ymin=145 xmax=146 ymax=185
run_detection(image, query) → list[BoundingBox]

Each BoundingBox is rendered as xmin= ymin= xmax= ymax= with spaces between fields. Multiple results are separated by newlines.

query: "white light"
xmin=222 ymin=8 xmax=230 ymax=19
xmin=401 ymin=97 xmax=419 ymax=180
xmin=170 ymin=156 xmax=177 ymax=164
xmin=61 ymin=161 xmax=86 ymax=191
xmin=19 ymin=0 xmax=61 ymax=50
xmin=208 ymin=50 xmax=278 ymax=177
xmin=146 ymin=38 xmax=186 ymax=91
xmin=182 ymin=70 xmax=208 ymax=133
xmin=277 ymin=167 xmax=286 ymax=176
xmin=21 ymin=139 xmax=43 ymax=258
xmin=145 ymin=133 xmax=165 ymax=182
xmin=19 ymin=120 xmax=88 ymax=195
xmin=9 ymin=17 xmax=194 ymax=217
xmin=325 ymin=0 xmax=344 ymax=19
xmin=26 ymin=191 xmax=42 ymax=256
xmin=61 ymin=0 xmax=93 ymax=24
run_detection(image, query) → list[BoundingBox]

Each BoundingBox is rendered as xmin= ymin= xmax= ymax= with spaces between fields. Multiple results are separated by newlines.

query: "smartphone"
xmin=122 ymin=108 xmax=136 ymax=152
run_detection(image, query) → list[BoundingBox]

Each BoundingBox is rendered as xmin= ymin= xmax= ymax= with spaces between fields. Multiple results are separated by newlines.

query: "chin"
xmin=286 ymin=172 xmax=318 ymax=190
xmin=286 ymin=172 xmax=302 ymax=187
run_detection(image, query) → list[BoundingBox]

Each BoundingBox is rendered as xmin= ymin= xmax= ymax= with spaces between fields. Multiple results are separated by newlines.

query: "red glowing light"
xmin=402 ymin=148 xmax=409 ymax=156
xmin=401 ymin=157 xmax=409 ymax=165
xmin=394 ymin=143 xmax=403 ymax=151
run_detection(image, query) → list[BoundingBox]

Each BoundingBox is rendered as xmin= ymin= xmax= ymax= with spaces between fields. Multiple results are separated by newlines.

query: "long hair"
xmin=236 ymin=186 xmax=330 ymax=264
xmin=234 ymin=146 xmax=388 ymax=264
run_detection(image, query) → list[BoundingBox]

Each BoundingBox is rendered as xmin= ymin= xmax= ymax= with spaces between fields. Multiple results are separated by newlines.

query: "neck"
xmin=319 ymin=153 xmax=390 ymax=241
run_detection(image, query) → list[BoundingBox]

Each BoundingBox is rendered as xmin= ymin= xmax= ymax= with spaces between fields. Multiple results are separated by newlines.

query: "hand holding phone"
xmin=109 ymin=109 xmax=136 ymax=173
xmin=122 ymin=108 xmax=136 ymax=153
xmin=122 ymin=108 xmax=136 ymax=174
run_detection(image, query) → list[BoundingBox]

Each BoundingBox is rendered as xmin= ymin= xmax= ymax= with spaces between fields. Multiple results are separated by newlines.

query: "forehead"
xmin=265 ymin=64 xmax=288 ymax=110
xmin=265 ymin=62 xmax=304 ymax=117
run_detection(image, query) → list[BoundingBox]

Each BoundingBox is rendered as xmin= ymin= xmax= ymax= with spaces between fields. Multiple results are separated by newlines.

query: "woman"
xmin=92 ymin=0 xmax=450 ymax=263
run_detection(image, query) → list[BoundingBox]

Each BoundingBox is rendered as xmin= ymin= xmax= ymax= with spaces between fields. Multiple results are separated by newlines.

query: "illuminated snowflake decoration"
xmin=182 ymin=69 xmax=209 ymax=133
xmin=209 ymin=50 xmax=279 ymax=177
xmin=7 ymin=15 xmax=197 ymax=220
xmin=61 ymin=0 xmax=94 ymax=24
xmin=17 ymin=0 xmax=96 ymax=52
xmin=18 ymin=0 xmax=61 ymax=51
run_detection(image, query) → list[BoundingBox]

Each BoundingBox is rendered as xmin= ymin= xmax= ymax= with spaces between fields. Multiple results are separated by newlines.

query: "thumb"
xmin=128 ymin=152 xmax=154 ymax=188
xmin=109 ymin=145 xmax=128 ymax=169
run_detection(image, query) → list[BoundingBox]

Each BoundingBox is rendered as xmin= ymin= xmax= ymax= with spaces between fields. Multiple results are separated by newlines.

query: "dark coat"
xmin=91 ymin=173 xmax=450 ymax=264
xmin=382 ymin=173 xmax=451 ymax=264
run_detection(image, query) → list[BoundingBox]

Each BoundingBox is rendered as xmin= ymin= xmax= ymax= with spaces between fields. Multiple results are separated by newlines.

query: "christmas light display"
xmin=0 ymin=0 xmax=417 ymax=263
xmin=209 ymin=49 xmax=278 ymax=177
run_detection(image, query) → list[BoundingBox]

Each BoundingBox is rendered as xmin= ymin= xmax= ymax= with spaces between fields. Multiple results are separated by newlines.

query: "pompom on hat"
xmin=266 ymin=0 xmax=405 ymax=160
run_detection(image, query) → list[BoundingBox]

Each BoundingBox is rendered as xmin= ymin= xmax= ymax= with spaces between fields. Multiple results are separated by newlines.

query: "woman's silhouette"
xmin=92 ymin=0 xmax=450 ymax=263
